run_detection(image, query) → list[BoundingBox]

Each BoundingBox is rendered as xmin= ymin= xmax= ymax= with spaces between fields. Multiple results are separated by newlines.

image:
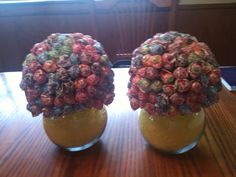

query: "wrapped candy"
xmin=150 ymin=80 xmax=162 ymax=93
xmin=188 ymin=63 xmax=202 ymax=79
xmin=173 ymin=67 xmax=188 ymax=79
xmin=43 ymin=60 xmax=58 ymax=73
xmin=33 ymin=69 xmax=47 ymax=84
xmin=137 ymin=78 xmax=150 ymax=92
xmin=175 ymin=79 xmax=190 ymax=93
xmin=128 ymin=31 xmax=222 ymax=115
xmin=160 ymin=70 xmax=174 ymax=84
xmin=20 ymin=33 xmax=115 ymax=117
xmin=170 ymin=93 xmax=185 ymax=106
xmin=162 ymin=84 xmax=175 ymax=96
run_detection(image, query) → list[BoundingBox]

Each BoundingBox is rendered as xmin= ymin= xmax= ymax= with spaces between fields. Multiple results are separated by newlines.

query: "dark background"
xmin=0 ymin=0 xmax=236 ymax=71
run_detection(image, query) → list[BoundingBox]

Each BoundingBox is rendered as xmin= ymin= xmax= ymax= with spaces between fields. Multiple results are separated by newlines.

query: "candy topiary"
xmin=128 ymin=31 xmax=222 ymax=116
xmin=20 ymin=33 xmax=115 ymax=117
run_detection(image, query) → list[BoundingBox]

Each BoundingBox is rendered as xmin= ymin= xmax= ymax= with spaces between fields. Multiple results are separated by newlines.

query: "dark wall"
xmin=0 ymin=1 xmax=235 ymax=71
xmin=176 ymin=4 xmax=236 ymax=67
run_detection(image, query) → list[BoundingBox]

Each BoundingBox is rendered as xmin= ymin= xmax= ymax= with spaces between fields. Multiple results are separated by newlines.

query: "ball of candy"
xmin=20 ymin=33 xmax=115 ymax=117
xmin=128 ymin=31 xmax=222 ymax=116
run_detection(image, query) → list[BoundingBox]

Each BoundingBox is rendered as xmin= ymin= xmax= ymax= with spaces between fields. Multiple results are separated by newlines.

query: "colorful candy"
xmin=20 ymin=33 xmax=114 ymax=117
xmin=128 ymin=31 xmax=222 ymax=115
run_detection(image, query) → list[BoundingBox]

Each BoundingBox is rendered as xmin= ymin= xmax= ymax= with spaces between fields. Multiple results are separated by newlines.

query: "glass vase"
xmin=139 ymin=109 xmax=205 ymax=154
xmin=43 ymin=107 xmax=107 ymax=152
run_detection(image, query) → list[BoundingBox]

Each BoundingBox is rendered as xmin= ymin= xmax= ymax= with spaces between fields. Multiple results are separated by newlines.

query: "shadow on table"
xmin=54 ymin=141 xmax=105 ymax=157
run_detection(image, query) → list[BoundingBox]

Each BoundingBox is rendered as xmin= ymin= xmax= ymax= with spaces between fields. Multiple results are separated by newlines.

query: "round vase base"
xmin=152 ymin=138 xmax=200 ymax=155
xmin=62 ymin=137 xmax=100 ymax=152
xmin=172 ymin=139 xmax=199 ymax=154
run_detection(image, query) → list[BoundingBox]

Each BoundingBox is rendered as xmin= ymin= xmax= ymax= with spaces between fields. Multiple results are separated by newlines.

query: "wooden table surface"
xmin=0 ymin=68 xmax=236 ymax=177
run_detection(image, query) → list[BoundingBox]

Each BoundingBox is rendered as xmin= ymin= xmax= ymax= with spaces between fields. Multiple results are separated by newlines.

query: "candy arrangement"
xmin=128 ymin=31 xmax=222 ymax=116
xmin=20 ymin=33 xmax=115 ymax=117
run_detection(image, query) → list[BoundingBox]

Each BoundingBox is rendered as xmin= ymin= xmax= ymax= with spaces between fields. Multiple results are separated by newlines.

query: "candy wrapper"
xmin=128 ymin=31 xmax=222 ymax=116
xmin=20 ymin=33 xmax=115 ymax=117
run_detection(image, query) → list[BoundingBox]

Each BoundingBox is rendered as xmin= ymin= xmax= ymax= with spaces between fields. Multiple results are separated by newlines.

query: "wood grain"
xmin=0 ymin=69 xmax=236 ymax=177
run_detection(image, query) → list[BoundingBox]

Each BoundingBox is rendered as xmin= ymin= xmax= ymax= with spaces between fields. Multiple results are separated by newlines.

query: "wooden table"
xmin=0 ymin=68 xmax=236 ymax=177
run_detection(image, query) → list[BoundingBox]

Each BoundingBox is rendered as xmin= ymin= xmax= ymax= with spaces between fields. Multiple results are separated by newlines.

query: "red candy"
xmin=175 ymin=79 xmax=190 ymax=93
xmin=93 ymin=100 xmax=104 ymax=109
xmin=43 ymin=60 xmax=58 ymax=73
xmin=41 ymin=94 xmax=54 ymax=106
xmin=87 ymin=85 xmax=97 ymax=97
xmin=85 ymin=45 xmax=95 ymax=52
xmin=128 ymin=86 xmax=139 ymax=97
xmin=72 ymin=43 xmax=82 ymax=54
xmin=138 ymin=91 xmax=148 ymax=101
xmin=93 ymin=54 xmax=101 ymax=62
xmin=162 ymin=53 xmax=175 ymax=70
xmin=83 ymin=36 xmax=94 ymax=45
xmin=28 ymin=61 xmax=41 ymax=72
xmin=79 ymin=64 xmax=91 ymax=77
xmin=190 ymin=81 xmax=202 ymax=93
xmin=80 ymin=52 xmax=92 ymax=64
xmin=86 ymin=74 xmax=100 ymax=85
xmin=130 ymin=98 xmax=139 ymax=110
xmin=31 ymin=43 xmax=49 ymax=55
xmin=145 ymin=67 xmax=158 ymax=79
xmin=170 ymin=93 xmax=185 ymax=106
xmin=33 ymin=69 xmax=47 ymax=84
xmin=104 ymin=93 xmax=115 ymax=105
xmin=54 ymin=97 xmax=64 ymax=107
xmin=26 ymin=88 xmax=40 ymax=102
xmin=148 ymin=92 xmax=157 ymax=104
xmin=102 ymin=67 xmax=113 ymax=77
xmin=75 ymin=78 xmax=87 ymax=90
xmin=209 ymin=72 xmax=220 ymax=85
xmin=132 ymin=76 xmax=141 ymax=85
xmin=75 ymin=92 xmax=88 ymax=103
xmin=145 ymin=103 xmax=155 ymax=115
xmin=63 ymin=94 xmax=76 ymax=105
xmin=137 ymin=68 xmax=146 ymax=77
xmin=161 ymin=70 xmax=174 ymax=84
xmin=186 ymin=92 xmax=200 ymax=105
xmin=162 ymin=84 xmax=175 ymax=96
xmin=139 ymin=101 xmax=146 ymax=109
xmin=173 ymin=67 xmax=188 ymax=79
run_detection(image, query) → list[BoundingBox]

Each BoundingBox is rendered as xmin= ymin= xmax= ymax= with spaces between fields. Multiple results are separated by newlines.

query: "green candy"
xmin=188 ymin=53 xmax=201 ymax=63
xmin=63 ymin=38 xmax=72 ymax=46
xmin=150 ymin=80 xmax=162 ymax=93
xmin=37 ymin=52 xmax=49 ymax=64
xmin=100 ymin=54 xmax=109 ymax=65
xmin=48 ymin=49 xmax=59 ymax=59
xmin=60 ymin=46 xmax=72 ymax=55
xmin=137 ymin=78 xmax=150 ymax=93
xmin=139 ymin=45 xmax=149 ymax=55
xmin=23 ymin=53 xmax=37 ymax=67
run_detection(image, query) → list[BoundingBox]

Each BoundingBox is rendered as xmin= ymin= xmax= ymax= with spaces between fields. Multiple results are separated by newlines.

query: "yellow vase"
xmin=43 ymin=107 xmax=107 ymax=151
xmin=139 ymin=109 xmax=205 ymax=154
